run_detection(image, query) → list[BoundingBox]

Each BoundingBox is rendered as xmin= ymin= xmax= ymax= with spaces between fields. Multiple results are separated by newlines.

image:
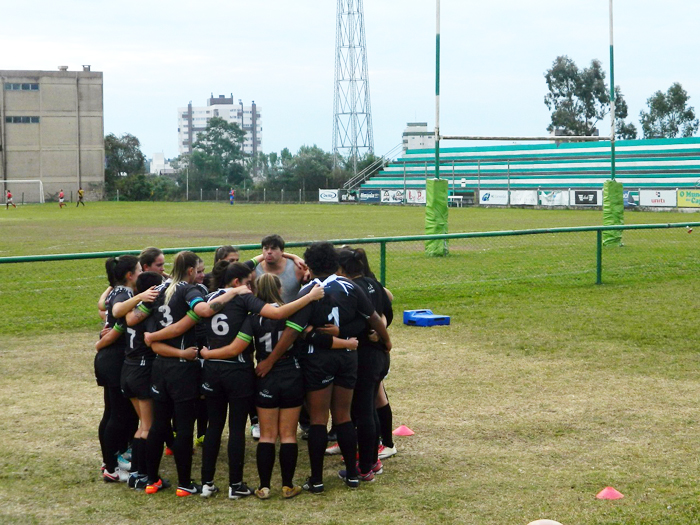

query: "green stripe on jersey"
xmin=236 ymin=332 xmax=253 ymax=343
xmin=137 ymin=304 xmax=152 ymax=315
xmin=186 ymin=310 xmax=201 ymax=322
xmin=286 ymin=320 xmax=304 ymax=333
xmin=113 ymin=324 xmax=125 ymax=334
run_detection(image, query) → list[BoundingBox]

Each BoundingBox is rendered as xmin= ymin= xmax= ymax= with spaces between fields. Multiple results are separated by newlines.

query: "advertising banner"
xmin=539 ymin=190 xmax=569 ymax=206
xmin=509 ymin=190 xmax=538 ymax=206
xmin=677 ymin=189 xmax=700 ymax=208
xmin=640 ymin=190 xmax=676 ymax=207
xmin=623 ymin=190 xmax=639 ymax=207
xmin=318 ymin=189 xmax=339 ymax=203
xmin=571 ymin=190 xmax=601 ymax=206
xmin=479 ymin=190 xmax=509 ymax=205
xmin=406 ymin=189 xmax=426 ymax=204
xmin=381 ymin=189 xmax=404 ymax=203
xmin=339 ymin=190 xmax=358 ymax=203
xmin=359 ymin=189 xmax=381 ymax=203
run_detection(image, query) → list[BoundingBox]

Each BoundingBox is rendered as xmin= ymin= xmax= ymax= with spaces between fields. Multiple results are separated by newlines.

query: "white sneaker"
xmin=251 ymin=424 xmax=260 ymax=440
xmin=117 ymin=455 xmax=131 ymax=471
xmin=325 ymin=442 xmax=341 ymax=455
xmin=201 ymin=482 xmax=219 ymax=498
xmin=103 ymin=467 xmax=129 ymax=483
xmin=378 ymin=444 xmax=397 ymax=459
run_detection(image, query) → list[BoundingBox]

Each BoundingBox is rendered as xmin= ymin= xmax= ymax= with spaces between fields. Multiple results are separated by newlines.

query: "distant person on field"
xmin=229 ymin=188 xmax=235 ymax=205
xmin=59 ymin=189 xmax=66 ymax=208
xmin=77 ymin=187 xmax=85 ymax=207
xmin=6 ymin=189 xmax=16 ymax=209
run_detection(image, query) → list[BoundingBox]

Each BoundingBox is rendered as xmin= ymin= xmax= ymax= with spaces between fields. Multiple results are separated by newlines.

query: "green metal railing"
xmin=2 ymin=222 xmax=698 ymax=286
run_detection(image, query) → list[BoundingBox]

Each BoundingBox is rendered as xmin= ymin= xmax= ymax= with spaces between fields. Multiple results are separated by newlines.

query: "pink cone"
xmin=392 ymin=424 xmax=414 ymax=436
xmin=596 ymin=486 xmax=624 ymax=500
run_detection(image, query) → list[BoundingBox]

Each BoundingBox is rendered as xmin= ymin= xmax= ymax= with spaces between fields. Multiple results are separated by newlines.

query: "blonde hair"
xmin=164 ymin=251 xmax=201 ymax=305
xmin=255 ymin=273 xmax=284 ymax=305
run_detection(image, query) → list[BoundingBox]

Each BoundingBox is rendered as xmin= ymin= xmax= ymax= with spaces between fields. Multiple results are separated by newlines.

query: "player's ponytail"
xmin=105 ymin=255 xmax=140 ymax=287
xmin=165 ymin=251 xmax=201 ymax=305
xmin=337 ymin=248 xmax=364 ymax=277
xmin=210 ymin=260 xmax=231 ymax=292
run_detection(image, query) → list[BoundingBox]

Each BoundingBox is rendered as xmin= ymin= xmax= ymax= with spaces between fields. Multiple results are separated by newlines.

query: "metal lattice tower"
xmin=332 ymin=0 xmax=374 ymax=176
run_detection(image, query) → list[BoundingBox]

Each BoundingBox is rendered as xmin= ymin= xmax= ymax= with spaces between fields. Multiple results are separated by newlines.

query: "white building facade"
xmin=177 ymin=94 xmax=262 ymax=158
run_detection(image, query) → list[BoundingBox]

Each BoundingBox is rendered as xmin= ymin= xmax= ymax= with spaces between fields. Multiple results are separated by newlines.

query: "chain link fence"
xmin=1 ymin=223 xmax=697 ymax=337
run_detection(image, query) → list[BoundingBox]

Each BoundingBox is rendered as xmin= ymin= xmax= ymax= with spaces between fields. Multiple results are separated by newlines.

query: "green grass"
xmin=2 ymin=202 xmax=700 ymax=524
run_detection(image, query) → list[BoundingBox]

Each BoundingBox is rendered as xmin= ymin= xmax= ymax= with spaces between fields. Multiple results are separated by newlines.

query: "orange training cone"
xmin=392 ymin=425 xmax=414 ymax=436
xmin=596 ymin=486 xmax=624 ymax=500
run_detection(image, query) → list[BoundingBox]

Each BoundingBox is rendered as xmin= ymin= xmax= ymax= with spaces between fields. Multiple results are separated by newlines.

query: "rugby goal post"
xmin=0 ymin=180 xmax=45 ymax=204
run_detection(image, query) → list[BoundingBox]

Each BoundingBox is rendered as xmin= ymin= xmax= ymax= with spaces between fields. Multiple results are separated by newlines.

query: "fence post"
xmin=299 ymin=188 xmax=302 ymax=204
xmin=22 ymin=192 xmax=24 ymax=205
xmin=380 ymin=241 xmax=386 ymax=286
xmin=596 ymin=230 xmax=603 ymax=285
xmin=70 ymin=190 xmax=73 ymax=202
xmin=282 ymin=189 xmax=284 ymax=203
xmin=117 ymin=189 xmax=119 ymax=202
xmin=216 ymin=188 xmax=218 ymax=201
xmin=264 ymin=188 xmax=266 ymax=203
xmin=200 ymin=188 xmax=203 ymax=201
xmin=247 ymin=188 xmax=250 ymax=202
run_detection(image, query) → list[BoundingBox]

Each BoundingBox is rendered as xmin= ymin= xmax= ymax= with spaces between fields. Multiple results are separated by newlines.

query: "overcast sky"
xmin=3 ymin=0 xmax=699 ymax=160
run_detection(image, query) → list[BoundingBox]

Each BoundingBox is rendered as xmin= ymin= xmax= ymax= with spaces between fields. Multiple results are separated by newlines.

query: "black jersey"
xmin=151 ymin=281 xmax=206 ymax=350
xmin=104 ymin=285 xmax=132 ymax=353
xmin=238 ymin=309 xmax=295 ymax=366
xmin=204 ymin=290 xmax=267 ymax=362
xmin=194 ymin=283 xmax=209 ymax=349
xmin=352 ymin=276 xmax=391 ymax=351
xmin=124 ymin=311 xmax=157 ymax=364
xmin=287 ymin=275 xmax=376 ymax=354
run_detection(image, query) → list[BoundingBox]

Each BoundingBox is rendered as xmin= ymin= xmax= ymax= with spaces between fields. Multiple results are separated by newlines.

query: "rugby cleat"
xmin=103 ymin=468 xmax=129 ymax=483
xmin=282 ymin=485 xmax=302 ymax=499
xmin=302 ymin=477 xmax=324 ymax=494
xmin=325 ymin=442 xmax=341 ymax=455
xmin=228 ymin=482 xmax=253 ymax=500
xmin=338 ymin=470 xmax=361 ymax=487
xmin=145 ymin=478 xmax=171 ymax=494
xmin=200 ymin=482 xmax=219 ymax=498
xmin=254 ymin=487 xmax=271 ymax=499
xmin=176 ymin=483 xmax=202 ymax=497
xmin=378 ymin=444 xmax=397 ymax=459
xmin=250 ymin=424 xmax=261 ymax=440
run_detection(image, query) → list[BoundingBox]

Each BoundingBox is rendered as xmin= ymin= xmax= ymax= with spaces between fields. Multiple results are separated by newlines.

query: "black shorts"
xmin=94 ymin=347 xmax=124 ymax=388
xmin=201 ymin=361 xmax=254 ymax=401
xmin=300 ymin=348 xmax=358 ymax=392
xmin=256 ymin=359 xmax=304 ymax=409
xmin=121 ymin=361 xmax=153 ymax=400
xmin=150 ymin=357 xmax=200 ymax=403
xmin=357 ymin=347 xmax=389 ymax=384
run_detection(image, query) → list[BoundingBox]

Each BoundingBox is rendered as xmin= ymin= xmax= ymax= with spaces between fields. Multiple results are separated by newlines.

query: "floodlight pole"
xmin=435 ymin=0 xmax=440 ymax=180
xmin=609 ymin=0 xmax=616 ymax=180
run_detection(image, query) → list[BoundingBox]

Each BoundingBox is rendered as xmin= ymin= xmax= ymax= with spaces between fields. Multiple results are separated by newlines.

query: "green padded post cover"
xmin=602 ymin=179 xmax=624 ymax=246
xmin=425 ymin=178 xmax=449 ymax=256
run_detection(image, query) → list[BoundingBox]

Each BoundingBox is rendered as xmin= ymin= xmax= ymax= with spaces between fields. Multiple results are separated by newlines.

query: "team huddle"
xmin=94 ymin=235 xmax=396 ymax=499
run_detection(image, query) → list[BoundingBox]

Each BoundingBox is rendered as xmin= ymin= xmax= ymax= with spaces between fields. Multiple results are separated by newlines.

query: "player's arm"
xmin=201 ymin=335 xmax=249 ymax=360
xmin=126 ymin=302 xmax=153 ymax=326
xmin=259 ymin=284 xmax=324 ymax=319
xmin=144 ymin=313 xmax=197 ymax=346
xmin=192 ymin=285 xmax=251 ymax=318
xmin=98 ymin=286 xmax=112 ymax=313
xmin=95 ymin=326 xmax=123 ymax=351
xmin=112 ymin=287 xmax=159 ymax=318
xmin=151 ymin=342 xmax=197 ymax=360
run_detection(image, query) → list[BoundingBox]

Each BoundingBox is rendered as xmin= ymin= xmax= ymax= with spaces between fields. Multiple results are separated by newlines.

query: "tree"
xmin=104 ymin=133 xmax=146 ymax=194
xmin=639 ymin=83 xmax=699 ymax=139
xmin=544 ymin=56 xmax=636 ymax=139
xmin=190 ymin=117 xmax=248 ymax=188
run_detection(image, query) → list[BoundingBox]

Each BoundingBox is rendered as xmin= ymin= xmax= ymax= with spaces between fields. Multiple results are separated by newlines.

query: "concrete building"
xmin=177 ymin=94 xmax=262 ymax=158
xmin=402 ymin=122 xmax=435 ymax=152
xmin=0 ymin=66 xmax=104 ymax=201
xmin=149 ymin=152 xmax=175 ymax=175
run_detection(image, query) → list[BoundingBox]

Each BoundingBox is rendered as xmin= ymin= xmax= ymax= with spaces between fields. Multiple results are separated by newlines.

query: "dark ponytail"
xmin=337 ymin=249 xmax=365 ymax=277
xmin=224 ymin=262 xmax=253 ymax=287
xmin=210 ymin=260 xmax=231 ymax=292
xmin=105 ymin=255 xmax=140 ymax=287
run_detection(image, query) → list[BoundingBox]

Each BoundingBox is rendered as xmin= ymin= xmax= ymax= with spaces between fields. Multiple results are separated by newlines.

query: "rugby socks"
xmin=307 ymin=425 xmax=328 ymax=482
xmin=228 ymin=399 xmax=251 ymax=485
xmin=377 ymin=404 xmax=394 ymax=448
xmin=256 ymin=442 xmax=275 ymax=489
xmin=130 ymin=438 xmax=141 ymax=474
xmin=279 ymin=443 xmax=298 ymax=488
xmin=335 ymin=421 xmax=358 ymax=479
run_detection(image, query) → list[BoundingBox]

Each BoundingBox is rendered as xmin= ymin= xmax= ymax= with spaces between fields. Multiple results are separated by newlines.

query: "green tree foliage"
xmin=639 ymin=83 xmax=699 ymax=139
xmin=190 ymin=117 xmax=248 ymax=189
xmin=544 ymin=56 xmax=636 ymax=139
xmin=104 ymin=133 xmax=146 ymax=193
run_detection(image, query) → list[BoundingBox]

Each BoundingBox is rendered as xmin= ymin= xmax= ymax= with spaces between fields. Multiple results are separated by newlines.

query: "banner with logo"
xmin=318 ymin=189 xmax=338 ymax=203
xmin=381 ymin=189 xmax=404 ymax=203
xmin=623 ymin=190 xmax=640 ymax=207
xmin=338 ymin=190 xmax=358 ymax=203
xmin=640 ymin=190 xmax=676 ymax=207
xmin=406 ymin=189 xmax=426 ymax=204
xmin=479 ymin=190 xmax=508 ymax=205
xmin=509 ymin=190 xmax=538 ymax=206
xmin=359 ymin=189 xmax=381 ymax=203
xmin=539 ymin=190 xmax=569 ymax=206
xmin=677 ymin=189 xmax=700 ymax=208
xmin=571 ymin=190 xmax=601 ymax=206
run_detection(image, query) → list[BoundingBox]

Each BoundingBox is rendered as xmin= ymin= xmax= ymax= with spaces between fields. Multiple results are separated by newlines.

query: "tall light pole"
xmin=435 ymin=0 xmax=440 ymax=180
xmin=609 ymin=0 xmax=616 ymax=180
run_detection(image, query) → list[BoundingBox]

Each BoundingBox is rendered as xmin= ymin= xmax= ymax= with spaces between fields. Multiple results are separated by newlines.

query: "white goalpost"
xmin=0 ymin=180 xmax=45 ymax=204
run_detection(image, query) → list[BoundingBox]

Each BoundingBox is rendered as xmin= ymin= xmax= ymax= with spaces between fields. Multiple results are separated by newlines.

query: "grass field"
xmin=2 ymin=202 xmax=700 ymax=524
